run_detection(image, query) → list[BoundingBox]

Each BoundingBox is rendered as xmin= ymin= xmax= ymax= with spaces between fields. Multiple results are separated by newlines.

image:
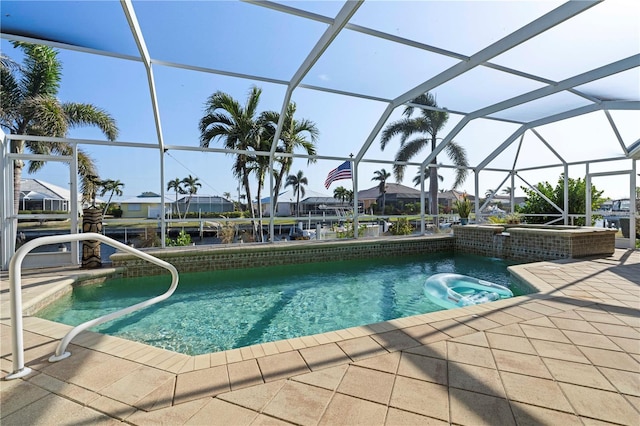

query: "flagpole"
xmin=351 ymin=153 xmax=358 ymax=239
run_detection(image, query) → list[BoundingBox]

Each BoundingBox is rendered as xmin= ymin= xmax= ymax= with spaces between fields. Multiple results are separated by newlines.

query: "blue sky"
xmin=2 ymin=0 xmax=638 ymax=202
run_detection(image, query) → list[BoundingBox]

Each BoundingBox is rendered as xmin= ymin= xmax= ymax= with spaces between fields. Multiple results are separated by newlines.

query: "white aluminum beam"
xmin=121 ymin=0 xmax=168 ymax=245
xmin=422 ymin=55 xmax=639 ymax=171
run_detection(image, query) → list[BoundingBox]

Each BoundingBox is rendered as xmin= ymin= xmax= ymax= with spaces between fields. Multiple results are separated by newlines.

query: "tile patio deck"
xmin=1 ymin=249 xmax=639 ymax=425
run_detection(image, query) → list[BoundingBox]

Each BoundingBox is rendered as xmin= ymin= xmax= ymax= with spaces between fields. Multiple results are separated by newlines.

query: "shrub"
xmin=166 ymin=230 xmax=192 ymax=246
xmin=390 ymin=217 xmax=413 ymax=235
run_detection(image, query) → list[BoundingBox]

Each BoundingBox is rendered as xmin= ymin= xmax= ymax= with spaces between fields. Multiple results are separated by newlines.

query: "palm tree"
xmin=380 ymin=92 xmax=468 ymax=215
xmin=371 ymin=168 xmax=391 ymax=214
xmin=99 ymin=179 xmax=124 ymax=218
xmin=199 ymin=86 xmax=264 ymax=222
xmin=167 ymin=178 xmax=185 ymax=219
xmin=181 ymin=175 xmax=201 ymax=218
xmin=502 ymin=187 xmax=513 ymax=196
xmin=412 ymin=166 xmax=443 ymax=187
xmin=0 ymin=42 xmax=118 ymax=213
xmin=485 ymin=189 xmax=497 ymax=199
xmin=333 ymin=186 xmax=348 ymax=204
xmin=260 ymin=102 xmax=319 ymax=211
xmin=285 ymin=170 xmax=308 ymax=216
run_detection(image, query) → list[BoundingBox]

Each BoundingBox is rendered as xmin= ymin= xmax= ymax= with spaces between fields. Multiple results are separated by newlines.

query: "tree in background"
xmin=181 ymin=175 xmax=201 ymax=217
xmin=167 ymin=178 xmax=185 ymax=219
xmin=99 ymin=179 xmax=124 ymax=218
xmin=199 ymin=86 xmax=264 ymax=221
xmin=333 ymin=186 xmax=349 ymax=204
xmin=380 ymin=92 xmax=468 ymax=215
xmin=412 ymin=166 xmax=443 ymax=188
xmin=285 ymin=170 xmax=308 ymax=216
xmin=0 ymin=42 xmax=118 ymax=212
xmin=519 ymin=174 xmax=604 ymax=225
xmin=261 ymin=102 xmax=319 ymax=213
xmin=371 ymin=168 xmax=391 ymax=214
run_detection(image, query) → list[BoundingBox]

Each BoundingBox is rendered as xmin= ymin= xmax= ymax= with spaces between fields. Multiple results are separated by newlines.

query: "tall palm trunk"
xmin=429 ymin=136 xmax=439 ymax=215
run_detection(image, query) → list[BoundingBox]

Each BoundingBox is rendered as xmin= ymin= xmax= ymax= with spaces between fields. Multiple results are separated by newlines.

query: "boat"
xmin=424 ymin=273 xmax=513 ymax=310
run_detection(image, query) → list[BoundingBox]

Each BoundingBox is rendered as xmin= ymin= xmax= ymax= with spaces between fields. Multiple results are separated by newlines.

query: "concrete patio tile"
xmin=134 ymin=375 xmax=176 ymax=411
xmin=336 ymin=365 xmax=395 ymax=405
xmin=352 ymin=351 xmax=400 ymax=374
xmin=562 ymin=330 xmax=620 ymax=350
xmin=217 ymin=379 xmax=286 ymax=412
xmin=579 ymin=346 xmax=640 ymax=371
xmin=510 ymin=401 xmax=582 ymax=426
xmin=501 ymin=306 xmax=544 ymax=320
xmin=530 ymin=339 xmax=590 ymax=364
xmin=240 ymin=346 xmax=256 ymax=360
xmin=262 ymin=381 xmax=333 ymax=426
xmin=450 ymin=331 xmax=489 ymax=347
xmin=209 ymin=351 xmax=227 ymax=367
xmin=486 ymin=332 xmax=537 ymax=355
xmin=492 ymin=349 xmax=552 ymax=379
xmin=249 ymin=343 xmax=267 ymax=357
xmin=449 ymin=387 xmax=514 ymax=426
xmin=500 ymin=371 xmax=574 ymax=413
xmin=250 ymin=414 xmax=296 ymax=425
xmin=481 ymin=310 xmax=522 ymax=325
xmin=126 ymin=397 xmax=209 ymax=426
xmin=41 ymin=347 xmax=140 ymax=391
xmin=404 ymin=340 xmax=448 ymax=360
xmin=402 ymin=323 xmax=450 ymax=345
xmin=273 ymin=339 xmax=294 ymax=353
xmin=448 ymin=361 xmax=506 ymax=398
xmin=178 ymin=357 xmax=195 ymax=374
xmin=520 ymin=323 xmax=570 ymax=343
xmin=318 ymin=393 xmax=387 ymax=425
xmin=385 ymin=407 xmax=448 ymax=426
xmin=543 ymin=357 xmax=615 ymax=391
xmin=336 ymin=336 xmax=387 ymax=361
xmin=1 ymin=392 xmax=119 ymax=425
xmin=521 ymin=302 xmax=564 ymax=316
xmin=550 ymin=310 xmax=587 ymax=320
xmin=0 ymin=378 xmax=49 ymax=418
xmin=559 ymin=382 xmax=638 ymax=425
xmin=389 ymin=375 xmax=448 ymax=421
xmin=487 ymin=323 xmax=525 ymax=337
xmin=89 ymin=395 xmax=137 ymax=421
xmin=185 ymin=398 xmax=257 ymax=425
xmin=428 ymin=319 xmax=476 ymax=338
xmin=257 ymin=351 xmax=310 ymax=382
xmin=227 ymin=359 xmax=264 ymax=391
xmin=447 ymin=341 xmax=496 ymax=369
xmin=292 ymin=364 xmax=348 ymax=391
xmin=576 ymin=310 xmax=626 ymax=325
xmin=521 ymin=315 xmax=558 ymax=328
xmin=173 ymin=365 xmax=230 ymax=405
xmin=193 ymin=354 xmax=210 ymax=370
xmin=28 ymin=371 xmax=100 ymax=405
xmin=454 ymin=315 xmax=501 ymax=331
xmin=597 ymin=367 xmax=640 ymax=397
xmin=298 ymin=343 xmax=350 ymax=370
xmin=370 ymin=329 xmax=421 ymax=352
xmin=100 ymin=365 xmax=175 ymax=407
xmin=397 ymin=352 xmax=447 ymax=385
xmin=549 ymin=317 xmax=600 ymax=333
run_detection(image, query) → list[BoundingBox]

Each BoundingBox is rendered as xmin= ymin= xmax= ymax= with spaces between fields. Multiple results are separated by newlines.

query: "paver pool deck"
xmin=1 ymin=249 xmax=638 ymax=425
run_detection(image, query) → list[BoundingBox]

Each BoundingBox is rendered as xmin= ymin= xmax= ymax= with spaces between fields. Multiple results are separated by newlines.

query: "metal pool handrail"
xmin=6 ymin=232 xmax=179 ymax=380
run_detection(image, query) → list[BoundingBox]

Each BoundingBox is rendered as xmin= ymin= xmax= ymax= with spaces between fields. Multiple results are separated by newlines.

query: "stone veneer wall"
xmin=454 ymin=225 xmax=617 ymax=262
xmin=111 ymin=236 xmax=454 ymax=278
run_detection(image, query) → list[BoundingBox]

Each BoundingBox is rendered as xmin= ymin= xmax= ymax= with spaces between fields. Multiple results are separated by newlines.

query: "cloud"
xmin=318 ymin=74 xmax=330 ymax=82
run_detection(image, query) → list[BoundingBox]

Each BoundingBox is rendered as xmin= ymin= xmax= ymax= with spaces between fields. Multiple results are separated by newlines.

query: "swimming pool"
xmin=37 ymin=253 xmax=522 ymax=355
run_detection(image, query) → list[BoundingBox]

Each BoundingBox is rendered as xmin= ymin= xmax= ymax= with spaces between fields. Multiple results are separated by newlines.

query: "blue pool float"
xmin=424 ymin=273 xmax=513 ymax=310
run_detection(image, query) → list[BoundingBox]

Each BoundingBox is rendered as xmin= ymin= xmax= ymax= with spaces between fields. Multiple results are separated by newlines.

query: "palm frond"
xmin=62 ymin=102 xmax=118 ymax=140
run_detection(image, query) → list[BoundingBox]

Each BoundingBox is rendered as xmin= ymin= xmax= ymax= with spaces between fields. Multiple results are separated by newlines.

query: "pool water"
xmin=37 ymin=253 xmax=522 ymax=355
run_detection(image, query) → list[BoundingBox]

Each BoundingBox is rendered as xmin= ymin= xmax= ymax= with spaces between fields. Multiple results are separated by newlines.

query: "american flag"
xmin=324 ymin=161 xmax=352 ymax=189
